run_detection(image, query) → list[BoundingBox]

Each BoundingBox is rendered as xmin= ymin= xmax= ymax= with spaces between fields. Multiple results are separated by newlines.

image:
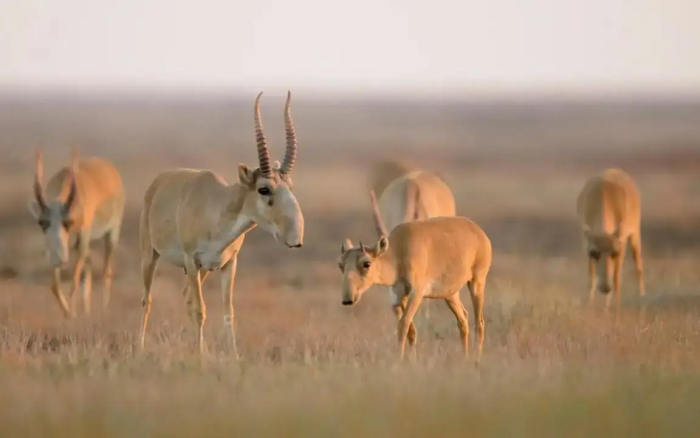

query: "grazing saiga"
xmin=367 ymin=159 xmax=456 ymax=324
xmin=139 ymin=91 xmax=304 ymax=356
xmin=577 ymin=167 xmax=645 ymax=313
xmin=338 ymin=189 xmax=491 ymax=361
xmin=28 ymin=148 xmax=125 ymax=317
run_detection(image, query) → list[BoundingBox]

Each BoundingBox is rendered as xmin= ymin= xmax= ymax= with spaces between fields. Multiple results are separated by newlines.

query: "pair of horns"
xmin=254 ymin=91 xmax=298 ymax=178
xmin=34 ymin=147 xmax=79 ymax=212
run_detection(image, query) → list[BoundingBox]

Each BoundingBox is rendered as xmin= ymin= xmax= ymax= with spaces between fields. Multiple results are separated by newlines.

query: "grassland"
xmin=0 ymin=93 xmax=699 ymax=437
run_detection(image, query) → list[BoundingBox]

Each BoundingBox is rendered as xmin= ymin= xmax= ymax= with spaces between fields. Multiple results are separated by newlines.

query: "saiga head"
xmin=238 ymin=91 xmax=304 ymax=249
xmin=338 ymin=236 xmax=389 ymax=305
xmin=337 ymin=189 xmax=390 ymax=306
xmin=582 ymin=224 xmax=624 ymax=294
xmin=27 ymin=148 xmax=79 ymax=268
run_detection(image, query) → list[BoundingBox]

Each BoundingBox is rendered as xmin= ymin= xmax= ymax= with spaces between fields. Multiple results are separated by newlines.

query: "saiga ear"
xmin=27 ymin=199 xmax=42 ymax=219
xmin=341 ymin=238 xmax=353 ymax=254
xmin=372 ymin=235 xmax=389 ymax=257
xmin=237 ymin=164 xmax=255 ymax=186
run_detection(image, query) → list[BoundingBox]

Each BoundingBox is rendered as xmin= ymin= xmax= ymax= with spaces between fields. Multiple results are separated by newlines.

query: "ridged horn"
xmin=369 ymin=189 xmax=388 ymax=237
xmin=33 ymin=148 xmax=47 ymax=210
xmin=63 ymin=146 xmax=79 ymax=212
xmin=254 ymin=91 xmax=272 ymax=177
xmin=280 ymin=90 xmax=298 ymax=176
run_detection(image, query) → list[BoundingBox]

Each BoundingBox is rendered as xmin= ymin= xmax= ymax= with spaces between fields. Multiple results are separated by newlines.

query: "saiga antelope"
xmin=28 ymin=148 xmax=125 ymax=317
xmin=577 ymin=168 xmax=645 ymax=313
xmin=337 ymin=189 xmax=491 ymax=361
xmin=367 ymin=159 xmax=456 ymax=230
xmin=367 ymin=159 xmax=456 ymax=324
xmin=139 ymin=91 xmax=304 ymax=356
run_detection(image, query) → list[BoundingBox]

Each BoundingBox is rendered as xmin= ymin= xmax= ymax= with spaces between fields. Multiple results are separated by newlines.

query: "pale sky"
xmin=1 ymin=0 xmax=699 ymax=97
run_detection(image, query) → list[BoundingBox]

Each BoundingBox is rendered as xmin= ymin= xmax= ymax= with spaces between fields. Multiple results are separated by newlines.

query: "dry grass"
xmin=0 ymin=94 xmax=699 ymax=437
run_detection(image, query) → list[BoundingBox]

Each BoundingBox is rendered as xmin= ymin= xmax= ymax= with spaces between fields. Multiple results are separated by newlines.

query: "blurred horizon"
xmin=2 ymin=86 xmax=700 ymax=105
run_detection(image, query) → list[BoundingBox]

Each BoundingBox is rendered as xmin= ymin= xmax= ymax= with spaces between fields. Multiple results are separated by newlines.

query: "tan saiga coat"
xmin=338 ymin=189 xmax=492 ymax=361
xmin=138 ymin=91 xmax=305 ymax=357
xmin=28 ymin=149 xmax=125 ymax=318
xmin=576 ymin=168 xmax=645 ymax=312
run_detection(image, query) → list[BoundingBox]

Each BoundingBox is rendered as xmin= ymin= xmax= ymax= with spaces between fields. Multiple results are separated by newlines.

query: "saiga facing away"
xmin=576 ymin=167 xmax=645 ymax=313
xmin=367 ymin=159 xmax=455 ymax=231
xmin=28 ymin=148 xmax=125 ymax=317
xmin=139 ymin=91 xmax=304 ymax=356
xmin=337 ymin=189 xmax=491 ymax=361
xmin=367 ymin=159 xmax=456 ymax=323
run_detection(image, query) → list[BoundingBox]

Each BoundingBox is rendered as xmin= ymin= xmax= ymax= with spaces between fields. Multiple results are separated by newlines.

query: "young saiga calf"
xmin=139 ymin=91 xmax=304 ymax=356
xmin=338 ymin=189 xmax=492 ymax=361
xmin=367 ymin=159 xmax=456 ymax=323
xmin=576 ymin=167 xmax=645 ymax=313
xmin=28 ymin=148 xmax=125 ymax=318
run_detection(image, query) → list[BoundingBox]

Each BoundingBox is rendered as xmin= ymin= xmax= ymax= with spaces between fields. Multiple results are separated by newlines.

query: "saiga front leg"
xmin=70 ymin=230 xmax=92 ymax=316
xmin=390 ymin=287 xmax=417 ymax=349
xmin=182 ymin=270 xmax=211 ymax=324
xmin=51 ymin=267 xmax=72 ymax=318
xmin=185 ymin=258 xmax=207 ymax=354
xmin=612 ymin=246 xmax=627 ymax=322
xmin=398 ymin=288 xmax=424 ymax=361
xmin=628 ymin=232 xmax=646 ymax=297
xmin=220 ymin=256 xmax=239 ymax=359
xmin=587 ymin=256 xmax=596 ymax=306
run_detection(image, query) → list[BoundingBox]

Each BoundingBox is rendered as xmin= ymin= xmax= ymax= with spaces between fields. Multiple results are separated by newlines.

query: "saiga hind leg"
xmin=444 ymin=292 xmax=470 ymax=358
xmin=139 ymin=249 xmax=160 ymax=350
xmin=102 ymin=227 xmax=121 ymax=310
xmin=468 ymin=279 xmax=486 ymax=363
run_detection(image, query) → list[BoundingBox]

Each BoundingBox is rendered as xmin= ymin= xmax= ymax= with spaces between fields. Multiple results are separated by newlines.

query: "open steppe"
xmin=0 ymin=93 xmax=699 ymax=436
